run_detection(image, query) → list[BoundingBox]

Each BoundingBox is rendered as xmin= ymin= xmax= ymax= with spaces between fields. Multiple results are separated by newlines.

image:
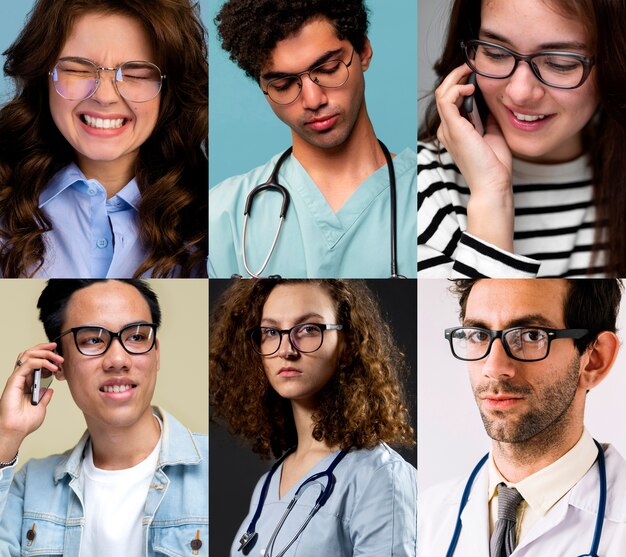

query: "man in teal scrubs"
xmin=209 ymin=0 xmax=417 ymax=278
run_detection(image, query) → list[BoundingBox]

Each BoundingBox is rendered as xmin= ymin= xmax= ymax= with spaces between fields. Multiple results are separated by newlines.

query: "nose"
xmin=90 ymin=69 xmax=121 ymax=105
xmin=276 ymin=333 xmax=299 ymax=358
xmin=505 ymin=62 xmax=546 ymax=105
xmin=479 ymin=338 xmax=516 ymax=380
xmin=102 ymin=337 xmax=131 ymax=371
xmin=299 ymin=74 xmax=327 ymax=110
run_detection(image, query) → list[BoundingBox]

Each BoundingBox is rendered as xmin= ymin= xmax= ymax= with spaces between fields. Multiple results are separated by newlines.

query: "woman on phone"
xmin=0 ymin=0 xmax=207 ymax=277
xmin=210 ymin=279 xmax=417 ymax=556
xmin=418 ymin=0 xmax=626 ymax=277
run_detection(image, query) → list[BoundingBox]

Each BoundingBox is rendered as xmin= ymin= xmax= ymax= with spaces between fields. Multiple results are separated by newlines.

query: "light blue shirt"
xmin=230 ymin=444 xmax=417 ymax=556
xmin=209 ymin=148 xmax=417 ymax=278
xmin=0 ymin=407 xmax=207 ymax=557
xmin=20 ymin=163 xmax=145 ymax=277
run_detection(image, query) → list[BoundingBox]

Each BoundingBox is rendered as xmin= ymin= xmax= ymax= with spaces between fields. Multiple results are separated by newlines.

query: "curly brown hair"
xmin=210 ymin=279 xmax=415 ymax=459
xmin=0 ymin=0 xmax=208 ymax=277
xmin=215 ymin=0 xmax=369 ymax=81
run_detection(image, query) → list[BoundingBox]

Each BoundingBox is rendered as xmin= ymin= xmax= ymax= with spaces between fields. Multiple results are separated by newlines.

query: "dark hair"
xmin=0 ymin=0 xmax=208 ymax=277
xmin=450 ymin=278 xmax=623 ymax=352
xmin=37 ymin=279 xmax=162 ymax=349
xmin=210 ymin=279 xmax=414 ymax=459
xmin=215 ymin=0 xmax=369 ymax=81
xmin=419 ymin=0 xmax=626 ymax=276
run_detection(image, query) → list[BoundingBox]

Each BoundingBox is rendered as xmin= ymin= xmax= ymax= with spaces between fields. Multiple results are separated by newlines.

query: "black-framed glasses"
xmin=49 ymin=57 xmax=166 ymax=103
xmin=444 ymin=326 xmax=588 ymax=362
xmin=262 ymin=49 xmax=355 ymax=105
xmin=54 ymin=323 xmax=158 ymax=356
xmin=461 ymin=40 xmax=595 ymax=89
xmin=250 ymin=323 xmax=343 ymax=356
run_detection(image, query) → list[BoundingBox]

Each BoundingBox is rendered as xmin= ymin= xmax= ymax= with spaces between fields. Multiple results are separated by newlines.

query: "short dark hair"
xmin=37 ymin=280 xmax=162 ymax=349
xmin=215 ymin=0 xmax=369 ymax=81
xmin=451 ymin=279 xmax=623 ymax=353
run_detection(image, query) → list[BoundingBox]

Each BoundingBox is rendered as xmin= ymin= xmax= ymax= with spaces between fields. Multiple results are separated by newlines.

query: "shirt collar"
xmin=488 ymin=429 xmax=598 ymax=516
xmin=39 ymin=162 xmax=141 ymax=211
xmin=53 ymin=406 xmax=203 ymax=483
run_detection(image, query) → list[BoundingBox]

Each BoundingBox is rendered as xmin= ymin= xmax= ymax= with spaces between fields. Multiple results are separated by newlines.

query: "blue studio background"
xmin=0 ymin=1 xmax=210 ymax=104
xmin=209 ymin=0 xmax=418 ymax=187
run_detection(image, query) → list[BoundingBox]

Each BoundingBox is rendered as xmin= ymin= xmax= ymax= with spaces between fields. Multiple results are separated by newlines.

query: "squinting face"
xmin=260 ymin=18 xmax=370 ymax=151
xmin=259 ymin=283 xmax=342 ymax=404
xmin=49 ymin=12 xmax=161 ymax=175
xmin=478 ymin=0 xmax=598 ymax=162
xmin=464 ymin=279 xmax=585 ymax=443
xmin=57 ymin=281 xmax=160 ymax=432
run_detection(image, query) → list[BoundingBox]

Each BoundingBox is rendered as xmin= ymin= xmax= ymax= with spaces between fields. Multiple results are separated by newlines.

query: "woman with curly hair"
xmin=0 ymin=0 xmax=207 ymax=277
xmin=210 ymin=279 xmax=417 ymax=556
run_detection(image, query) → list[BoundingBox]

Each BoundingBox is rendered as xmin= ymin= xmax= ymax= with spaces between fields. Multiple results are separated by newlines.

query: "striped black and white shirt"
xmin=418 ymin=141 xmax=607 ymax=278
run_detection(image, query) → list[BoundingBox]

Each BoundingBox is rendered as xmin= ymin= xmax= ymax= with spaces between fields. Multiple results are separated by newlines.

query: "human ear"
xmin=358 ymin=37 xmax=373 ymax=72
xmin=578 ymin=331 xmax=619 ymax=390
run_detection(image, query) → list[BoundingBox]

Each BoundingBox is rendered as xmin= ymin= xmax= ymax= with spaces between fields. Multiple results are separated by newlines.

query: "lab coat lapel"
xmin=454 ymin=465 xmax=491 ymax=557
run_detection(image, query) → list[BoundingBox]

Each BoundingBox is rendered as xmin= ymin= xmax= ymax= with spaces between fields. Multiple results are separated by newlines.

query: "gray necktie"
xmin=490 ymin=483 xmax=524 ymax=557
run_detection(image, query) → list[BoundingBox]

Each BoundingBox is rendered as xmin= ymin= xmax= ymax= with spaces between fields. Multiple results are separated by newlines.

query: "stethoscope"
xmin=445 ymin=439 xmax=607 ymax=557
xmin=238 ymin=447 xmax=349 ymax=557
xmin=239 ymin=139 xmax=404 ymax=278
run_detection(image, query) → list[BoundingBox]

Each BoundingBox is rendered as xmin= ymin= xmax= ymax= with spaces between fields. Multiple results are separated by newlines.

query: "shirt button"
xmin=96 ymin=238 xmax=108 ymax=249
xmin=87 ymin=187 xmax=98 ymax=196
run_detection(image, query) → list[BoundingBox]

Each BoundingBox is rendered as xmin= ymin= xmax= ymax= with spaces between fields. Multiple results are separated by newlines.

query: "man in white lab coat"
xmin=420 ymin=279 xmax=626 ymax=556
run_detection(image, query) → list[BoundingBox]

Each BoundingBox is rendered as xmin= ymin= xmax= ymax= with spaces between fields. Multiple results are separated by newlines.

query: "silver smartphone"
xmin=31 ymin=368 xmax=53 ymax=406
xmin=462 ymin=73 xmax=485 ymax=137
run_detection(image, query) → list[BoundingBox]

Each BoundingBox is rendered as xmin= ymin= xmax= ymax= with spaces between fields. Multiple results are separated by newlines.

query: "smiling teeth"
xmin=83 ymin=115 xmax=125 ymax=129
xmin=102 ymin=385 xmax=132 ymax=393
xmin=513 ymin=112 xmax=546 ymax=122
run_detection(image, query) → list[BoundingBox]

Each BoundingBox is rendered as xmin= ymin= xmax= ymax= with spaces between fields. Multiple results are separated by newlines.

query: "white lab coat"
xmin=419 ymin=444 xmax=626 ymax=556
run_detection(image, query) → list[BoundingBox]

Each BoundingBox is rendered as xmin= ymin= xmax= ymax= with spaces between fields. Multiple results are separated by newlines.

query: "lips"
xmin=278 ymin=367 xmax=302 ymax=377
xmin=504 ymin=106 xmax=555 ymax=131
xmin=305 ymin=114 xmax=339 ymax=132
xmin=99 ymin=379 xmax=137 ymax=392
xmin=77 ymin=111 xmax=131 ymax=135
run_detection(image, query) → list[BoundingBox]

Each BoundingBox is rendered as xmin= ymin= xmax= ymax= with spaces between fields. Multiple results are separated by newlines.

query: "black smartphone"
xmin=462 ymin=73 xmax=485 ymax=136
xmin=31 ymin=368 xmax=53 ymax=406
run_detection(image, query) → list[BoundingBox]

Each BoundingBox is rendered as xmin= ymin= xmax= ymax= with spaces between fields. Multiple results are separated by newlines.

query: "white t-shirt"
xmin=78 ymin=424 xmax=162 ymax=557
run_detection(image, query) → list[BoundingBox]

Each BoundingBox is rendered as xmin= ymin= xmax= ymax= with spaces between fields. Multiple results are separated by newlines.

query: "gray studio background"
xmin=418 ymin=279 xmax=626 ymax=492
xmin=210 ymin=279 xmax=417 ymax=556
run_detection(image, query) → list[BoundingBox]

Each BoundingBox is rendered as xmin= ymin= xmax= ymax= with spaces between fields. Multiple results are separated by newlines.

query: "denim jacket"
xmin=0 ymin=407 xmax=207 ymax=556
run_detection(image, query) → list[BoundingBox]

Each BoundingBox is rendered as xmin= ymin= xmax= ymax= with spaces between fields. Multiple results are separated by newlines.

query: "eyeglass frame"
xmin=444 ymin=326 xmax=589 ymax=362
xmin=461 ymin=40 xmax=595 ymax=89
xmin=249 ymin=323 xmax=344 ymax=356
xmin=54 ymin=323 xmax=158 ymax=356
xmin=261 ymin=49 xmax=355 ymax=105
xmin=49 ymin=57 xmax=167 ymax=103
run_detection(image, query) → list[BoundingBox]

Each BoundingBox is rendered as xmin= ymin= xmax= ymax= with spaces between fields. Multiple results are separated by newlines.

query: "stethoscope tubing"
xmin=445 ymin=440 xmax=606 ymax=557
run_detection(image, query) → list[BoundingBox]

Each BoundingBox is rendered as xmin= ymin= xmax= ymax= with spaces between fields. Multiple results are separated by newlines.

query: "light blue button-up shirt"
xmin=28 ymin=163 xmax=145 ymax=277
xmin=0 ymin=407 xmax=207 ymax=557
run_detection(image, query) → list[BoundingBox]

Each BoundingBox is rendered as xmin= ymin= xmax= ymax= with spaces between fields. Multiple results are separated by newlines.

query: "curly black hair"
xmin=215 ymin=0 xmax=369 ymax=81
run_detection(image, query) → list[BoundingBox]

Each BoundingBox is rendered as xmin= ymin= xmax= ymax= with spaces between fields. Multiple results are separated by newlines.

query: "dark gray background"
xmin=209 ymin=279 xmax=417 ymax=555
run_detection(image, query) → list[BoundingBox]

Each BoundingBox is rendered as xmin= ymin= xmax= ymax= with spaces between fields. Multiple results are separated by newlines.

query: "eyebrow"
xmin=261 ymin=312 xmax=327 ymax=326
xmin=261 ymin=48 xmax=345 ymax=81
xmin=479 ymin=29 xmax=588 ymax=51
xmin=462 ymin=313 xmax=561 ymax=329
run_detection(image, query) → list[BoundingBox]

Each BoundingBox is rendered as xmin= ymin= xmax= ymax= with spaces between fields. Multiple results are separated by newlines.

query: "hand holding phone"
xmin=462 ymin=73 xmax=485 ymax=136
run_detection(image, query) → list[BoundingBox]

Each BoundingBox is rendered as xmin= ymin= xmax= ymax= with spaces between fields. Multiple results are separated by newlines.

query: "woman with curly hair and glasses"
xmin=0 ymin=0 xmax=207 ymax=277
xmin=418 ymin=0 xmax=626 ymax=278
xmin=210 ymin=279 xmax=417 ymax=556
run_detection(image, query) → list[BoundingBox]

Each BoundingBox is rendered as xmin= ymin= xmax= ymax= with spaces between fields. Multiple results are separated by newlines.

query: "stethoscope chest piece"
xmin=238 ymin=530 xmax=258 ymax=555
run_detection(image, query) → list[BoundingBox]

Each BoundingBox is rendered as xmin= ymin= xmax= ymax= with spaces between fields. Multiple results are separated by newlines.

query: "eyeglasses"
xmin=49 ymin=57 xmax=166 ymax=102
xmin=262 ymin=49 xmax=355 ymax=105
xmin=249 ymin=323 xmax=343 ymax=356
xmin=444 ymin=326 xmax=589 ymax=362
xmin=54 ymin=323 xmax=158 ymax=356
xmin=461 ymin=40 xmax=595 ymax=89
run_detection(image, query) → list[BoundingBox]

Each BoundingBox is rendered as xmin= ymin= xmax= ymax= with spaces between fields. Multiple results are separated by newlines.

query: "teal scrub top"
xmin=209 ymin=148 xmax=417 ymax=278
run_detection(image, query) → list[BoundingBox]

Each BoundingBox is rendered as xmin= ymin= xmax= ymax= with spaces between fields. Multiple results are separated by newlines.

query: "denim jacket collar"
xmin=53 ymin=406 xmax=201 ymax=484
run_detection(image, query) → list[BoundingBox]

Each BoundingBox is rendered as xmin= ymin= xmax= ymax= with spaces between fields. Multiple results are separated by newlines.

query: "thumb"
xmin=38 ymin=388 xmax=54 ymax=409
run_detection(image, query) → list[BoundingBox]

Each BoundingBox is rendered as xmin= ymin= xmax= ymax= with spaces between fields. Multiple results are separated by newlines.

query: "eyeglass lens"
xmin=450 ymin=327 xmax=550 ymax=361
xmin=51 ymin=58 xmax=163 ymax=102
xmin=266 ymin=59 xmax=350 ymax=104
xmin=252 ymin=324 xmax=325 ymax=355
xmin=467 ymin=43 xmax=587 ymax=88
xmin=74 ymin=324 xmax=155 ymax=356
